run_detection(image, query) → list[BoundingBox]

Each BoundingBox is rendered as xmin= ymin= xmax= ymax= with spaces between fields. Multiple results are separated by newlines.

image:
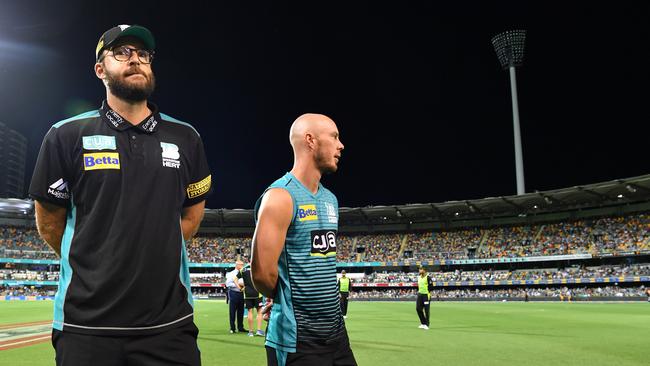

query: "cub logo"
xmin=82 ymin=135 xmax=116 ymax=150
xmin=310 ymin=230 xmax=337 ymax=257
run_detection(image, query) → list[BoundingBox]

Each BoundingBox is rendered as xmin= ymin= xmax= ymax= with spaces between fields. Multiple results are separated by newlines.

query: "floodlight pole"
xmin=509 ymin=65 xmax=525 ymax=195
xmin=492 ymin=30 xmax=527 ymax=195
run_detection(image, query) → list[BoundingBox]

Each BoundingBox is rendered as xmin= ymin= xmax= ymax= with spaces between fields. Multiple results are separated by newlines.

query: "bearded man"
xmin=29 ymin=24 xmax=211 ymax=365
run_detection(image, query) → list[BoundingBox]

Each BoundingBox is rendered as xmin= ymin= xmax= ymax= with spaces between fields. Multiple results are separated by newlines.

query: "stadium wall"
xmin=349 ymin=297 xmax=649 ymax=302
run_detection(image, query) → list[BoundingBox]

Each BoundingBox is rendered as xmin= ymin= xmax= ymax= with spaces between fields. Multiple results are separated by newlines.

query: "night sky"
xmin=0 ymin=1 xmax=648 ymax=209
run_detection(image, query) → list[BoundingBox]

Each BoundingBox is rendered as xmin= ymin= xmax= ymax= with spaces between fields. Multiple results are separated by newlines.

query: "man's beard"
xmin=315 ymin=150 xmax=338 ymax=175
xmin=105 ymin=69 xmax=156 ymax=102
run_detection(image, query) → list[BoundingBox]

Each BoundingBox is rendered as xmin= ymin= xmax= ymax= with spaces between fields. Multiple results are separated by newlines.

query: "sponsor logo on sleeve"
xmin=187 ymin=175 xmax=211 ymax=199
xmin=161 ymin=142 xmax=181 ymax=169
xmin=82 ymin=135 xmax=116 ymax=150
xmin=83 ymin=152 xmax=120 ymax=170
xmin=325 ymin=202 xmax=338 ymax=224
xmin=297 ymin=204 xmax=318 ymax=221
xmin=47 ymin=178 xmax=70 ymax=200
xmin=310 ymin=230 xmax=337 ymax=257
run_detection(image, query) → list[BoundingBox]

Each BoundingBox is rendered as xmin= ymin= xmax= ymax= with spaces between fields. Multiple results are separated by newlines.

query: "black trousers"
xmin=228 ymin=290 xmax=245 ymax=331
xmin=339 ymin=292 xmax=349 ymax=316
xmin=416 ymin=293 xmax=430 ymax=326
xmin=266 ymin=333 xmax=357 ymax=366
xmin=52 ymin=321 xmax=201 ymax=366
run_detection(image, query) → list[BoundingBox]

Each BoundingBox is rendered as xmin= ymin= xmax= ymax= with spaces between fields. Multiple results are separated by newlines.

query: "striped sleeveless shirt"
xmin=255 ymin=172 xmax=345 ymax=353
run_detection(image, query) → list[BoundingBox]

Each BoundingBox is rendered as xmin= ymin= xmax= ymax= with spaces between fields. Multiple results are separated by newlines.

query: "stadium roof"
xmin=336 ymin=174 xmax=650 ymax=226
xmin=200 ymin=174 xmax=650 ymax=228
xmin=3 ymin=174 xmax=650 ymax=229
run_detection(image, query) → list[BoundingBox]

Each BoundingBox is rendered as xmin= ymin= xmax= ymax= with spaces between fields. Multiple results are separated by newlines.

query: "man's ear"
xmin=305 ymin=132 xmax=316 ymax=150
xmin=94 ymin=62 xmax=105 ymax=80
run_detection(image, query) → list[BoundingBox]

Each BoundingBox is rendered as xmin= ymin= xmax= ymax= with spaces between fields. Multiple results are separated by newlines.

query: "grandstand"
xmin=2 ymin=174 xmax=650 ymax=302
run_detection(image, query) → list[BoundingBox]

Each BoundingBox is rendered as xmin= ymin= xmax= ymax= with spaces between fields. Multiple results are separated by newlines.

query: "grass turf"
xmin=1 ymin=300 xmax=648 ymax=365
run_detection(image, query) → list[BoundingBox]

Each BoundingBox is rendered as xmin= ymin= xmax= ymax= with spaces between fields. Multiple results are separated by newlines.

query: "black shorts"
xmin=52 ymin=321 xmax=201 ymax=366
xmin=266 ymin=333 xmax=357 ymax=366
xmin=245 ymin=298 xmax=262 ymax=310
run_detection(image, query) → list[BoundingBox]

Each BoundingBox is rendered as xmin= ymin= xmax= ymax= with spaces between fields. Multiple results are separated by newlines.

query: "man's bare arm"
xmin=251 ymin=188 xmax=293 ymax=298
xmin=34 ymin=200 xmax=67 ymax=257
xmin=182 ymin=200 xmax=205 ymax=241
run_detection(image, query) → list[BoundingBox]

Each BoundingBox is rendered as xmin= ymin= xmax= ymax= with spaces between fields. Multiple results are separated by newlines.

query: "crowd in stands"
xmin=349 ymin=286 xmax=648 ymax=299
xmin=1 ymin=269 xmax=59 ymax=281
xmin=3 ymin=264 xmax=648 ymax=288
xmin=189 ymin=274 xmax=224 ymax=283
xmin=0 ymin=226 xmax=54 ymax=259
xmin=2 ymin=284 xmax=646 ymax=300
xmin=186 ymin=235 xmax=252 ymax=263
xmin=356 ymin=234 xmax=402 ymax=262
xmin=1 ymin=213 xmax=649 ymax=262
xmin=406 ymin=229 xmax=482 ymax=260
xmin=336 ymin=235 xmax=355 ymax=262
xmin=0 ymin=285 xmax=56 ymax=297
xmin=353 ymin=264 xmax=650 ymax=284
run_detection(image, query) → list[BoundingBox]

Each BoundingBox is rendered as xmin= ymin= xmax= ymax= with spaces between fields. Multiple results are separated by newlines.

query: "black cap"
xmin=96 ymin=25 xmax=155 ymax=61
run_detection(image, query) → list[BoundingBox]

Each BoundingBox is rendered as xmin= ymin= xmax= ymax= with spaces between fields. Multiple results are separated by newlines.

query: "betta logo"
xmin=310 ymin=230 xmax=337 ymax=257
xmin=83 ymin=152 xmax=120 ymax=170
xmin=297 ymin=204 xmax=318 ymax=221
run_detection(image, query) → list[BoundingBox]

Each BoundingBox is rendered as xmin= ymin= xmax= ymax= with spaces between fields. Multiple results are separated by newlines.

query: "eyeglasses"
xmin=105 ymin=46 xmax=154 ymax=64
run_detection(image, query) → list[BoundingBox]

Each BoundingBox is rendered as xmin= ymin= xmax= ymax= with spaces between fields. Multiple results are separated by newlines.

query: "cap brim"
xmin=117 ymin=26 xmax=155 ymax=50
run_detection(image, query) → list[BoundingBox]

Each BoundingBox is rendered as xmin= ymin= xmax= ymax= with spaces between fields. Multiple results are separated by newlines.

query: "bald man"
xmin=225 ymin=260 xmax=246 ymax=333
xmin=251 ymin=114 xmax=357 ymax=366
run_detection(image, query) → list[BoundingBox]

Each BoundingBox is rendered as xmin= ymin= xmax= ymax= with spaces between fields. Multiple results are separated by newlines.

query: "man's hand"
xmin=261 ymin=298 xmax=273 ymax=321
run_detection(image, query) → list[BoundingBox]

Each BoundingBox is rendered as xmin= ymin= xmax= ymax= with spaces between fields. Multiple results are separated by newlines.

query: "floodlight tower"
xmin=492 ymin=30 xmax=527 ymax=195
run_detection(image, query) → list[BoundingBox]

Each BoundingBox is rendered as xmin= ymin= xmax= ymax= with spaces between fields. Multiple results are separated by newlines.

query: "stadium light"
xmin=492 ymin=30 xmax=527 ymax=195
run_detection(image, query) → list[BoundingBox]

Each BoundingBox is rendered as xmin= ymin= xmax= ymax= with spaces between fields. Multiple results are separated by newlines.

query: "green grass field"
xmin=1 ymin=300 xmax=649 ymax=365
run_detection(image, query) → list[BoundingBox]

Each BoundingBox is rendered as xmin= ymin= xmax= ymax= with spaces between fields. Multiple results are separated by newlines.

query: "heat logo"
xmin=161 ymin=142 xmax=181 ymax=169
xmin=298 ymin=204 xmax=318 ymax=221
xmin=83 ymin=152 xmax=120 ymax=170
xmin=325 ymin=202 xmax=338 ymax=224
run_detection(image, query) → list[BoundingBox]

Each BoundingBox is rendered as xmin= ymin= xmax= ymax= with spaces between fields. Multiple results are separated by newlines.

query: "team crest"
xmin=161 ymin=142 xmax=181 ymax=169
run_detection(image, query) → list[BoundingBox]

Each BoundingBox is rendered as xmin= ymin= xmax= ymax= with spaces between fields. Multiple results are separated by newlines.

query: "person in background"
xmin=225 ymin=260 xmax=246 ymax=333
xmin=416 ymin=266 xmax=434 ymax=330
xmin=337 ymin=270 xmax=352 ymax=319
xmin=238 ymin=263 xmax=266 ymax=337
